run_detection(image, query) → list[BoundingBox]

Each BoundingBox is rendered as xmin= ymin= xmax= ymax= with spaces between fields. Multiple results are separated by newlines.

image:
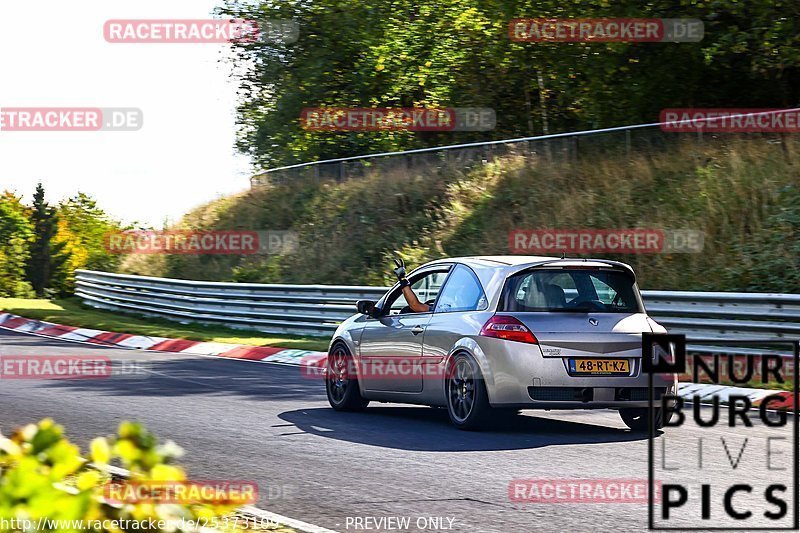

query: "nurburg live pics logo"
xmin=644 ymin=333 xmax=799 ymax=530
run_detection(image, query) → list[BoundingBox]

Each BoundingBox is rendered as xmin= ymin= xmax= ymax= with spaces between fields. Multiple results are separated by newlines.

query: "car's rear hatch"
xmin=509 ymin=312 xmax=651 ymax=356
xmin=497 ymin=262 xmax=653 ymax=364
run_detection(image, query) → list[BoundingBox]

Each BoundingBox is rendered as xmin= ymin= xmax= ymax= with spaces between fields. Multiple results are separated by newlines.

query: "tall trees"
xmin=25 ymin=183 xmax=66 ymax=297
xmin=220 ymin=0 xmax=800 ymax=168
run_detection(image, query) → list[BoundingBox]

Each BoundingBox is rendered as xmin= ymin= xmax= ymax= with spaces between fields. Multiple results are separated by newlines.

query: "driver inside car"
xmin=392 ymin=258 xmax=431 ymax=313
xmin=522 ymin=276 xmax=566 ymax=310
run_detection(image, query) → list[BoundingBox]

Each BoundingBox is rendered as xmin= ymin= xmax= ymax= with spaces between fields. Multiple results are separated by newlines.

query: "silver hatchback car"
xmin=325 ymin=256 xmax=678 ymax=430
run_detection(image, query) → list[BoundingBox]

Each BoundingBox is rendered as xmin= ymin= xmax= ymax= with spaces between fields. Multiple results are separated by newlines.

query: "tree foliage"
xmin=53 ymin=193 xmax=124 ymax=294
xmin=219 ymin=0 xmax=800 ymax=167
xmin=0 ymin=192 xmax=34 ymax=298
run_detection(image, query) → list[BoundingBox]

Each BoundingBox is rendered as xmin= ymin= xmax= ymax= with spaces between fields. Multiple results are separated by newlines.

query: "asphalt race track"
xmin=0 ymin=328 xmax=794 ymax=532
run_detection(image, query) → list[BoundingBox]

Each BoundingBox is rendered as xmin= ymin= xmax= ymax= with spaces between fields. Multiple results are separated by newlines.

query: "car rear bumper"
xmin=520 ymin=385 xmax=673 ymax=409
xmin=492 ymin=387 xmax=677 ymax=409
xmin=476 ymin=337 xmax=678 ymax=407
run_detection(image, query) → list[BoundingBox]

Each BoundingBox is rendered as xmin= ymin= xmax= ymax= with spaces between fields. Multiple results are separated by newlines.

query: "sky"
xmin=0 ymin=0 xmax=254 ymax=226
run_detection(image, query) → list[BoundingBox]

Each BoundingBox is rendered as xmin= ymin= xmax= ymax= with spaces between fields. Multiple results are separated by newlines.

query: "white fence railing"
xmin=75 ymin=270 xmax=800 ymax=355
xmin=250 ymin=110 xmax=800 ymax=187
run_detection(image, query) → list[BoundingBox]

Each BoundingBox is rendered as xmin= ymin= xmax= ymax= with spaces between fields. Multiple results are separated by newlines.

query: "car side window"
xmin=434 ymin=265 xmax=488 ymax=313
xmin=387 ymin=270 xmax=449 ymax=315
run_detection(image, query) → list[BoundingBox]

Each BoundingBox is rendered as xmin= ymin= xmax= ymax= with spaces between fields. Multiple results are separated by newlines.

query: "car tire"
xmin=619 ymin=407 xmax=672 ymax=431
xmin=445 ymin=353 xmax=491 ymax=430
xmin=326 ymin=343 xmax=369 ymax=411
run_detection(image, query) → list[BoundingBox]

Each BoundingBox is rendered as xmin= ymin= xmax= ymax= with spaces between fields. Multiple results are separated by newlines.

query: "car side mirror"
xmin=356 ymin=300 xmax=379 ymax=318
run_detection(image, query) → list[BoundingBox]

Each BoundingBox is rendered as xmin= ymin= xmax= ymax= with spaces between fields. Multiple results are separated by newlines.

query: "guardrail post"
xmin=572 ymin=135 xmax=579 ymax=162
xmin=625 ymin=129 xmax=631 ymax=158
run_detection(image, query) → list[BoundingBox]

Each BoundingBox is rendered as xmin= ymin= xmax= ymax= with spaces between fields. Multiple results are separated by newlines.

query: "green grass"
xmin=116 ymin=136 xmax=800 ymax=295
xmin=0 ymin=297 xmax=330 ymax=352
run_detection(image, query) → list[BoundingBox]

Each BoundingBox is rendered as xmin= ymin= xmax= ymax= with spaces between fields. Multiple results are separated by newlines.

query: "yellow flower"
xmin=91 ymin=437 xmax=111 ymax=465
xmin=151 ymin=463 xmax=185 ymax=482
xmin=76 ymin=469 xmax=102 ymax=490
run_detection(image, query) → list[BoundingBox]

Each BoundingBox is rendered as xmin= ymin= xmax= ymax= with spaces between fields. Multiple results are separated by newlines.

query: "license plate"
xmin=568 ymin=358 xmax=630 ymax=375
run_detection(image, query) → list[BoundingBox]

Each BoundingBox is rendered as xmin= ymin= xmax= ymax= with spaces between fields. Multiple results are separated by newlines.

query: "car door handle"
xmin=411 ymin=325 xmax=425 ymax=335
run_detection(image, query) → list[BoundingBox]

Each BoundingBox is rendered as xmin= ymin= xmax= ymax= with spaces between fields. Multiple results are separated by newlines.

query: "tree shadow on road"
xmin=5 ymin=354 xmax=328 ymax=403
xmin=278 ymin=406 xmax=658 ymax=452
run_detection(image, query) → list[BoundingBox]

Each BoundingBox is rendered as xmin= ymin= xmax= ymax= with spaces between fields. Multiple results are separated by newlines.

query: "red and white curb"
xmin=0 ymin=312 xmax=327 ymax=369
xmin=677 ymin=382 xmax=795 ymax=410
xmin=1 ymin=312 xmax=793 ymax=408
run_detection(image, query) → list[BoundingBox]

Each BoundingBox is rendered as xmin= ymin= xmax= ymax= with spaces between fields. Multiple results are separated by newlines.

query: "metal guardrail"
xmin=75 ymin=270 xmax=385 ymax=337
xmin=75 ymin=270 xmax=800 ymax=355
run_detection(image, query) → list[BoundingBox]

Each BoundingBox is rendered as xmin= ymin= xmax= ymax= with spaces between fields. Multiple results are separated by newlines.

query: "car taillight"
xmin=480 ymin=315 xmax=539 ymax=344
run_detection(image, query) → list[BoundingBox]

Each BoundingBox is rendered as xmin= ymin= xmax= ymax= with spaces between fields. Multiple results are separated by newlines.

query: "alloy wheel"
xmin=448 ymin=358 xmax=475 ymax=422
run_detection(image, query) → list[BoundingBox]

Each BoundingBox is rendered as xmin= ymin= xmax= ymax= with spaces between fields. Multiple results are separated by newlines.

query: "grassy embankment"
xmin=119 ymin=135 xmax=800 ymax=293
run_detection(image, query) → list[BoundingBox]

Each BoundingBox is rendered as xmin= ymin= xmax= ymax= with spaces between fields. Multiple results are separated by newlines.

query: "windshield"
xmin=499 ymin=268 xmax=643 ymax=313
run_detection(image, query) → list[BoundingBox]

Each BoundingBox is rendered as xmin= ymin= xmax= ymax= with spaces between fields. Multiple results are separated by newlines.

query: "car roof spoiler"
xmin=516 ymin=258 xmax=637 ymax=282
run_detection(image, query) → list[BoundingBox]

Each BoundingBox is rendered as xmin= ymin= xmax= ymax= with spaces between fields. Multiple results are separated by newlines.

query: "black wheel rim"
xmin=327 ymin=346 xmax=349 ymax=404
xmin=448 ymin=358 xmax=475 ymax=422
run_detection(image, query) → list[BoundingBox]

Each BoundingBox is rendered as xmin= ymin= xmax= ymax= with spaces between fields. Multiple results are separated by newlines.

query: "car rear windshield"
xmin=499 ymin=268 xmax=644 ymax=313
